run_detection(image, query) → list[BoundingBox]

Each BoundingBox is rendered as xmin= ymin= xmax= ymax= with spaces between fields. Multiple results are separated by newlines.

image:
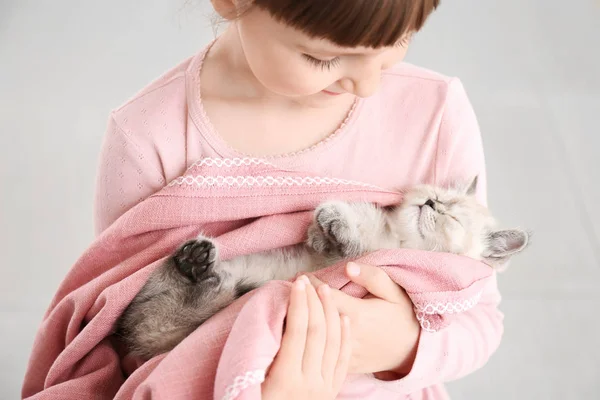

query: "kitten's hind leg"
xmin=173 ymin=237 xmax=221 ymax=285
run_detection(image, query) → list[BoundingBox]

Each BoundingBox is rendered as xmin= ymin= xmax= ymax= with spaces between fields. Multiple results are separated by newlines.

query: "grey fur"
xmin=116 ymin=179 xmax=529 ymax=359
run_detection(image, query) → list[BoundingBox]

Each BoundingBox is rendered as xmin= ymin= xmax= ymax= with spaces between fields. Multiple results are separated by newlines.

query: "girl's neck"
xmin=206 ymin=25 xmax=287 ymax=103
xmin=208 ymin=26 xmax=262 ymax=98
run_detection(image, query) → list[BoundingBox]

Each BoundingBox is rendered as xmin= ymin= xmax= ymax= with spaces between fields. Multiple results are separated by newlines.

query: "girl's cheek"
xmin=246 ymin=46 xmax=336 ymax=96
xmin=262 ymin=61 xmax=333 ymax=95
xmin=281 ymin=68 xmax=331 ymax=94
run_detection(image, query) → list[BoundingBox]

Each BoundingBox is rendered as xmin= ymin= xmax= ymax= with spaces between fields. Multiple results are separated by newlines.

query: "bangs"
xmin=253 ymin=0 xmax=440 ymax=48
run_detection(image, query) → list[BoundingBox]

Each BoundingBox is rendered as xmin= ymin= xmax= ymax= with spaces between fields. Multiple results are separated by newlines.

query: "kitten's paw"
xmin=173 ymin=238 xmax=220 ymax=284
xmin=308 ymin=202 xmax=359 ymax=257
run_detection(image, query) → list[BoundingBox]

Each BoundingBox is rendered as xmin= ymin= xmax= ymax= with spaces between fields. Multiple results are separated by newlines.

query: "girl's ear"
xmin=211 ymin=0 xmax=239 ymax=19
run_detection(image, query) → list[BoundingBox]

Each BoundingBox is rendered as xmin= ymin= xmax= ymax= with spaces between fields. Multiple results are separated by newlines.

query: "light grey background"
xmin=1 ymin=0 xmax=599 ymax=399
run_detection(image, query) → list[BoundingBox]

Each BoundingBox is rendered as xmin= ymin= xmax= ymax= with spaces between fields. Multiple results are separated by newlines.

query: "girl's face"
xmin=234 ymin=7 xmax=410 ymax=102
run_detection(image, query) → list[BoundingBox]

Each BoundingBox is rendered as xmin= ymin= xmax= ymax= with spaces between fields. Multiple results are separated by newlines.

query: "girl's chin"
xmin=284 ymin=93 xmax=351 ymax=107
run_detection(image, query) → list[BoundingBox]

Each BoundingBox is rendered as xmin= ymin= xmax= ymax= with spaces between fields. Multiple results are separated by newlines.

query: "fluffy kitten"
xmin=116 ymin=177 xmax=529 ymax=359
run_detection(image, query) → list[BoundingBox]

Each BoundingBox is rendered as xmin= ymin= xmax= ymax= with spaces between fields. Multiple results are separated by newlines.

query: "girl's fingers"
xmin=319 ymin=284 xmax=341 ymax=382
xmin=276 ymin=278 xmax=309 ymax=369
xmin=345 ymin=263 xmax=405 ymax=303
xmin=333 ymin=315 xmax=352 ymax=390
xmin=302 ymin=276 xmax=327 ymax=375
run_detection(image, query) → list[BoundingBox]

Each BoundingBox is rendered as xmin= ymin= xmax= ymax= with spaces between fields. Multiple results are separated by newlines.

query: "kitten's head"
xmin=391 ymin=177 xmax=529 ymax=268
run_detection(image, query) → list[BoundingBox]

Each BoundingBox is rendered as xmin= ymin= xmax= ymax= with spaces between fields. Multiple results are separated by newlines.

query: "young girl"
xmin=92 ymin=0 xmax=502 ymax=398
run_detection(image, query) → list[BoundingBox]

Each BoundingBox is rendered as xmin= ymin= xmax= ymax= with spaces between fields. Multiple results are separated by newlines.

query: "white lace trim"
xmin=189 ymin=157 xmax=275 ymax=169
xmin=168 ymin=175 xmax=381 ymax=190
xmin=414 ymin=290 xmax=483 ymax=332
xmin=221 ymin=369 xmax=266 ymax=400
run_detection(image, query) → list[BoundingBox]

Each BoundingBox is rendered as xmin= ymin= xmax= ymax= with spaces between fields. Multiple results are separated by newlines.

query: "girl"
xmin=92 ymin=0 xmax=502 ymax=398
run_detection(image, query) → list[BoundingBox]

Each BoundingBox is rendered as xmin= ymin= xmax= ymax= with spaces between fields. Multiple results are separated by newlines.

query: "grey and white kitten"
xmin=116 ymin=177 xmax=529 ymax=359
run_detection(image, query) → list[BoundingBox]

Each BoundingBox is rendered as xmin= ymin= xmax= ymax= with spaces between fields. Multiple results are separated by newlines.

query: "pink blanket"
xmin=22 ymin=158 xmax=493 ymax=400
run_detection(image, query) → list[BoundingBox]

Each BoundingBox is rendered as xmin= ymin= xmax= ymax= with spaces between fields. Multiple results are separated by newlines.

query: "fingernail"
xmin=347 ymin=262 xmax=360 ymax=277
xmin=295 ymin=279 xmax=306 ymax=290
xmin=300 ymin=275 xmax=310 ymax=284
xmin=319 ymin=284 xmax=330 ymax=295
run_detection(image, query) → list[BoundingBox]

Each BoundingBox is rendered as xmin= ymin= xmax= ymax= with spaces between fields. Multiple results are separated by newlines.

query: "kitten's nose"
xmin=424 ymin=199 xmax=435 ymax=209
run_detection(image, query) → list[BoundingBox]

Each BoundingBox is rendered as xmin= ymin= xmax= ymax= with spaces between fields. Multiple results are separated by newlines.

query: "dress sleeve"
xmin=386 ymin=78 xmax=504 ymax=393
xmin=434 ymin=79 xmax=488 ymax=205
xmin=93 ymin=114 xmax=167 ymax=235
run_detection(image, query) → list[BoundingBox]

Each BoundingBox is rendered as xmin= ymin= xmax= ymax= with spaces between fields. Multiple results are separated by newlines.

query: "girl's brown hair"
xmin=252 ymin=0 xmax=440 ymax=48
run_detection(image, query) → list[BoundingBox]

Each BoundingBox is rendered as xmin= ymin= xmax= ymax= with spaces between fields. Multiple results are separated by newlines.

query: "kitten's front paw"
xmin=173 ymin=238 xmax=220 ymax=285
xmin=308 ymin=202 xmax=359 ymax=257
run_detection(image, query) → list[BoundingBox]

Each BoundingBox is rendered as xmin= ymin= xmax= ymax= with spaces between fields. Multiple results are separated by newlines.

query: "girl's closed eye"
xmin=302 ymin=54 xmax=341 ymax=71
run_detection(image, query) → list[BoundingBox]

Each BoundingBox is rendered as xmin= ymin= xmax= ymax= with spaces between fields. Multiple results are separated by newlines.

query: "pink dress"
xmin=92 ymin=47 xmax=503 ymax=399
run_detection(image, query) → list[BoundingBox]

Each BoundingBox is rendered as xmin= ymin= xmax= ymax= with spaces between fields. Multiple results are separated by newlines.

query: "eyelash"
xmin=302 ymin=36 xmax=410 ymax=70
xmin=302 ymin=54 xmax=340 ymax=71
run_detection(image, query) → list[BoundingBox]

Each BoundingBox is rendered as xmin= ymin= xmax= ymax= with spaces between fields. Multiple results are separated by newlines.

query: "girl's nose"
xmin=339 ymin=62 xmax=382 ymax=98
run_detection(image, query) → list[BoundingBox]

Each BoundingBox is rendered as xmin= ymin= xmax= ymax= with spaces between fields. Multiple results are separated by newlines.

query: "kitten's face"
xmin=391 ymin=178 xmax=529 ymax=267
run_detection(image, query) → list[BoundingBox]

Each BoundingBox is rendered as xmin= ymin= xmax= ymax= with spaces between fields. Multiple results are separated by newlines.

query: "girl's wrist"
xmin=382 ymin=316 xmax=421 ymax=379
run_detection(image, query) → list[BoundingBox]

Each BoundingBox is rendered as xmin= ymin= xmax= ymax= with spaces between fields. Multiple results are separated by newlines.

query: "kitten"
xmin=116 ymin=177 xmax=529 ymax=359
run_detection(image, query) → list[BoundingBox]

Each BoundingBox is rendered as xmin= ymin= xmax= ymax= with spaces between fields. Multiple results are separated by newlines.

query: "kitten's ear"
xmin=466 ymin=176 xmax=479 ymax=196
xmin=483 ymin=229 xmax=530 ymax=267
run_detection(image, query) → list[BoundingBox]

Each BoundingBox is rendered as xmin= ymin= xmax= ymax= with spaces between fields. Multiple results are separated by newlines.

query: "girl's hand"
xmin=261 ymin=276 xmax=352 ymax=400
xmin=307 ymin=263 xmax=420 ymax=377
